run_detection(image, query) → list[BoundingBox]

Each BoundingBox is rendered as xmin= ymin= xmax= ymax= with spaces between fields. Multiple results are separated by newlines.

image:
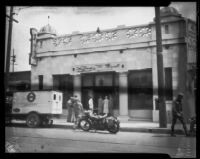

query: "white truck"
xmin=10 ymin=90 xmax=63 ymax=128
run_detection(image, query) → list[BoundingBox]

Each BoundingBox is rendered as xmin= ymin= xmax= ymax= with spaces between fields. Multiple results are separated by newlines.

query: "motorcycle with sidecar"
xmin=78 ymin=110 xmax=120 ymax=134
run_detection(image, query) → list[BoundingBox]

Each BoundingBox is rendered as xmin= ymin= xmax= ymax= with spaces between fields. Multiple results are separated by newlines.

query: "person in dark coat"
xmin=98 ymin=96 xmax=104 ymax=115
xmin=171 ymin=93 xmax=189 ymax=137
xmin=73 ymin=97 xmax=84 ymax=129
xmin=108 ymin=95 xmax=113 ymax=116
xmin=66 ymin=97 xmax=74 ymax=122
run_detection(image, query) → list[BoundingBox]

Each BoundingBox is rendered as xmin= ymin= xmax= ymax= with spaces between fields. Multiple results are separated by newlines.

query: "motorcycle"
xmin=78 ymin=110 xmax=120 ymax=134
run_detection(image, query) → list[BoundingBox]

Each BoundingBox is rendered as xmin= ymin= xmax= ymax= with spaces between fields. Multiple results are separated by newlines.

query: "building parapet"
xmin=34 ymin=19 xmax=187 ymax=57
xmin=35 ymin=24 xmax=153 ymax=54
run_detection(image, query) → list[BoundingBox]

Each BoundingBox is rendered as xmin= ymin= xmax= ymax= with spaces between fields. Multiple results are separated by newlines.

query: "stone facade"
xmin=29 ymin=7 xmax=196 ymax=122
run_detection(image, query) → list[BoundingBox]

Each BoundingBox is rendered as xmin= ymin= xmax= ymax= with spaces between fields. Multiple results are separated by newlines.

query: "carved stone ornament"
xmin=80 ymin=31 xmax=118 ymax=45
xmin=52 ymin=36 xmax=72 ymax=46
xmin=126 ymin=27 xmax=151 ymax=38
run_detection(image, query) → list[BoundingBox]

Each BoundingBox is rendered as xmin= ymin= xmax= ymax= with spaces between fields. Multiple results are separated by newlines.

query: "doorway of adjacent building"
xmin=53 ymin=74 xmax=73 ymax=109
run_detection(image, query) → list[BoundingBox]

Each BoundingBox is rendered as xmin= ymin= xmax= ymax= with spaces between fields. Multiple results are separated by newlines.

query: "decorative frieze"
xmin=80 ymin=31 xmax=118 ymax=45
xmin=52 ymin=36 xmax=72 ymax=47
xmin=126 ymin=27 xmax=151 ymax=38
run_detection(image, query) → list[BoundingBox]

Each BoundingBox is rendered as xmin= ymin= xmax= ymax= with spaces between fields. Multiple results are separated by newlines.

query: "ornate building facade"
xmin=29 ymin=7 xmax=196 ymax=122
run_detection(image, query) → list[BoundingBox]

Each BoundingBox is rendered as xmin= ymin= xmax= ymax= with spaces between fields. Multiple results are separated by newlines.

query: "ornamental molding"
xmin=80 ymin=31 xmax=118 ymax=45
xmin=126 ymin=27 xmax=151 ymax=38
xmin=52 ymin=36 xmax=72 ymax=47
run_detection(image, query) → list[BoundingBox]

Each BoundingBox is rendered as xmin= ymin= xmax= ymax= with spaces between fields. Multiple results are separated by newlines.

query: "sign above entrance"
xmin=72 ymin=62 xmax=127 ymax=73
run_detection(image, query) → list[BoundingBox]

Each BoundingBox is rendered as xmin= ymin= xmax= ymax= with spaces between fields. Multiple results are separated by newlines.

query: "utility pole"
xmin=5 ymin=6 xmax=18 ymax=92
xmin=155 ymin=7 xmax=167 ymax=128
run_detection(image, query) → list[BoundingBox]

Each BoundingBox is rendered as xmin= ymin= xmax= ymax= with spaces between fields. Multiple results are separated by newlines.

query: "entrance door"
xmin=93 ymin=87 xmax=116 ymax=114
xmin=82 ymin=88 xmax=94 ymax=110
xmin=81 ymin=72 xmax=119 ymax=113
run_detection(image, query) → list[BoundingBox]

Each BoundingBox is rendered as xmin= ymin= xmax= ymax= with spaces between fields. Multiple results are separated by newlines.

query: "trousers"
xmin=171 ymin=114 xmax=188 ymax=135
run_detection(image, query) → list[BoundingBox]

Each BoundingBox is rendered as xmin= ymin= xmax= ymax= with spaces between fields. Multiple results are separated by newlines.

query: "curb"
xmin=7 ymin=121 xmax=186 ymax=135
xmin=52 ymin=123 xmax=185 ymax=135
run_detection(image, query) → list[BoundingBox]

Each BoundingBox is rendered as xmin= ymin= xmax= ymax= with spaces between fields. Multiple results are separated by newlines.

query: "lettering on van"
xmin=27 ymin=92 xmax=36 ymax=102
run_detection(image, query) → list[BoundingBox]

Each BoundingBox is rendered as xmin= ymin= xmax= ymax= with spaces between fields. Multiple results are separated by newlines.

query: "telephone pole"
xmin=155 ymin=7 xmax=167 ymax=128
xmin=5 ymin=6 xmax=18 ymax=92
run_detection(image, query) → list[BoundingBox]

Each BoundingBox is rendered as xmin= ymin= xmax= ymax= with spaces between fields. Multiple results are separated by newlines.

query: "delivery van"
xmin=9 ymin=90 xmax=63 ymax=128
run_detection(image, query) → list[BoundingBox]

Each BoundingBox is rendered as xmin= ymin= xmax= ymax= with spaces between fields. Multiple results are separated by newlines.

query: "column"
xmin=73 ymin=74 xmax=81 ymax=101
xmin=44 ymin=75 xmax=53 ymax=90
xmin=31 ymin=71 xmax=39 ymax=90
xmin=118 ymin=72 xmax=129 ymax=121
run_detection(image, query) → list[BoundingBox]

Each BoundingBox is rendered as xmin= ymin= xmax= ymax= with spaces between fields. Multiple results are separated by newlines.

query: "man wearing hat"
xmin=171 ymin=93 xmax=189 ymax=136
xmin=73 ymin=96 xmax=84 ymax=129
xmin=66 ymin=96 xmax=75 ymax=122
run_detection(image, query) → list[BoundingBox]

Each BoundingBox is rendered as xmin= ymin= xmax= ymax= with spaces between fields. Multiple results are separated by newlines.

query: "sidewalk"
xmin=52 ymin=118 xmax=189 ymax=135
xmin=10 ymin=118 xmax=190 ymax=135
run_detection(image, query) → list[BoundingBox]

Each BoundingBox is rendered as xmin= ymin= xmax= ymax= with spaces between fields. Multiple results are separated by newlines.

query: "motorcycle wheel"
xmin=79 ymin=119 xmax=91 ymax=131
xmin=107 ymin=122 xmax=119 ymax=134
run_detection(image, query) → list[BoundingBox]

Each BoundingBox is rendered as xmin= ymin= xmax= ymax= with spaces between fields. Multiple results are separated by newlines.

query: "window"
xmin=164 ymin=25 xmax=169 ymax=34
xmin=54 ymin=94 xmax=56 ymax=100
xmin=38 ymin=75 xmax=43 ymax=90
xmin=128 ymin=69 xmax=153 ymax=110
xmin=165 ymin=68 xmax=173 ymax=100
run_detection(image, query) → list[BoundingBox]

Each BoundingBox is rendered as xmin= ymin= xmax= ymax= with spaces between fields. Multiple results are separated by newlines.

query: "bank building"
xmin=29 ymin=7 xmax=196 ymax=122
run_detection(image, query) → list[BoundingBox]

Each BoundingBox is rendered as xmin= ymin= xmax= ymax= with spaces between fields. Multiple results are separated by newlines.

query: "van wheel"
xmin=26 ymin=113 xmax=40 ymax=128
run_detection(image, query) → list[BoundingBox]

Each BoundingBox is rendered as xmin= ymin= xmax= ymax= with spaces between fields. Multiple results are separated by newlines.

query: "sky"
xmin=5 ymin=2 xmax=196 ymax=72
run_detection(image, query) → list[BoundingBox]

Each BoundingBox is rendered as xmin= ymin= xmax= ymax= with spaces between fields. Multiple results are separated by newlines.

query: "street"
xmin=5 ymin=125 xmax=196 ymax=157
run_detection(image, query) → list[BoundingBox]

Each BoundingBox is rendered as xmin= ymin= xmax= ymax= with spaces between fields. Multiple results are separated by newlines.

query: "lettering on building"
xmin=73 ymin=62 xmax=126 ymax=73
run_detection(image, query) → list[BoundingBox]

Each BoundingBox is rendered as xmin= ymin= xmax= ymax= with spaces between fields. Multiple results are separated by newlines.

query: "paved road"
xmin=5 ymin=126 xmax=196 ymax=157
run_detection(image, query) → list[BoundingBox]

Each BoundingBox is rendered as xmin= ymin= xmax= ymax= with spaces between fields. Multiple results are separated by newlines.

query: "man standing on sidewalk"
xmin=171 ymin=93 xmax=189 ymax=137
xmin=66 ymin=97 xmax=74 ymax=122
xmin=88 ymin=96 xmax=94 ymax=112
xmin=73 ymin=97 xmax=84 ymax=129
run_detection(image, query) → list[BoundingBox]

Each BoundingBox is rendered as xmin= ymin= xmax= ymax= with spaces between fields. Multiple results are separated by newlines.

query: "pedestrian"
xmin=98 ymin=96 xmax=103 ymax=115
xmin=73 ymin=97 xmax=84 ymax=129
xmin=103 ymin=96 xmax=109 ymax=114
xmin=171 ymin=93 xmax=189 ymax=137
xmin=108 ymin=95 xmax=113 ymax=116
xmin=71 ymin=95 xmax=78 ymax=123
xmin=88 ymin=96 xmax=94 ymax=112
xmin=189 ymin=116 xmax=196 ymax=136
xmin=66 ymin=97 xmax=74 ymax=122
